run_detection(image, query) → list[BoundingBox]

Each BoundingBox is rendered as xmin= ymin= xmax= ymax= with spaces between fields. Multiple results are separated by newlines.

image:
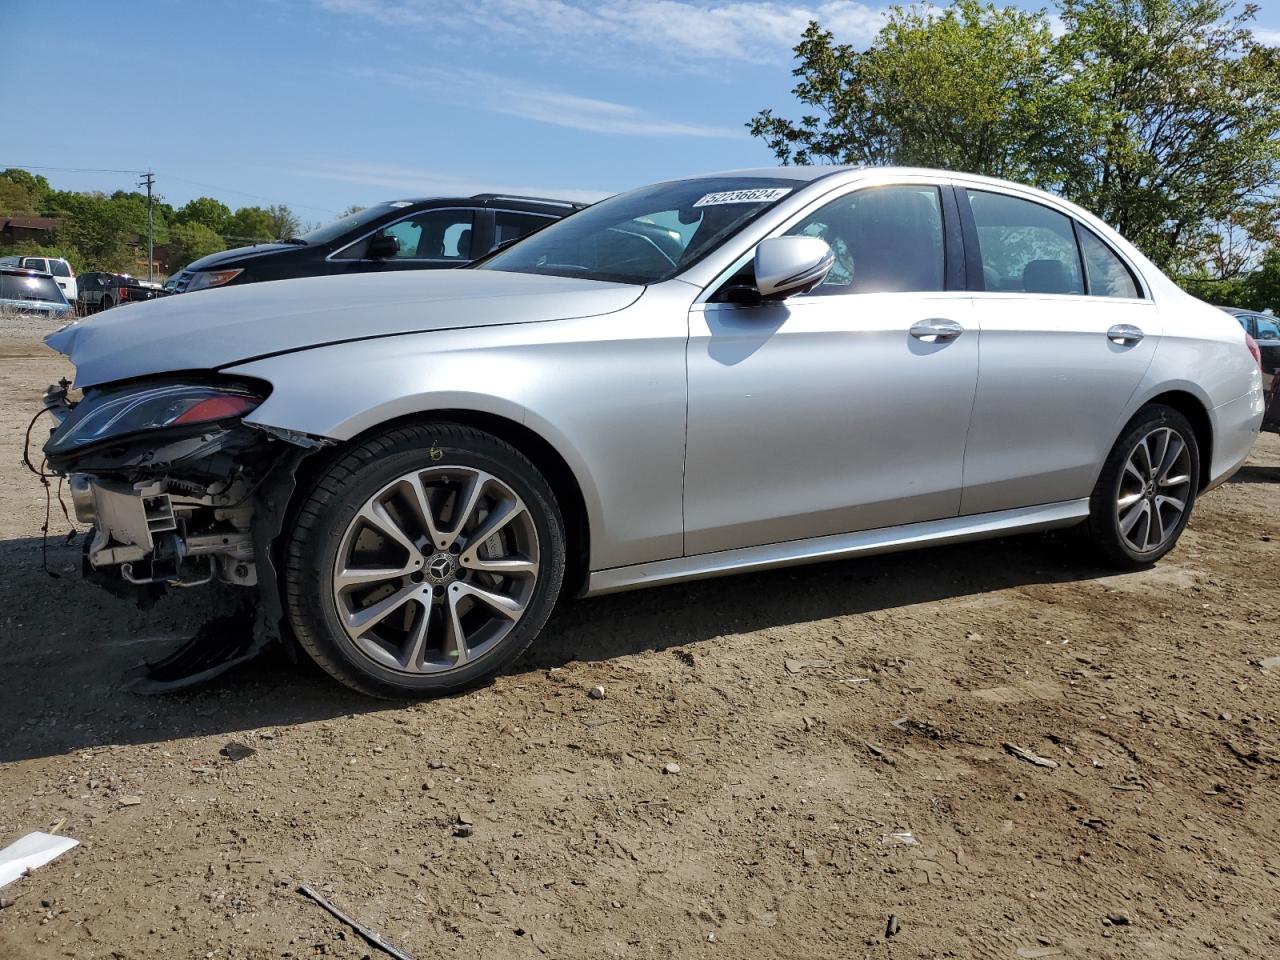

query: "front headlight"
xmin=45 ymin=382 xmax=263 ymax=456
xmin=185 ymin=268 xmax=243 ymax=292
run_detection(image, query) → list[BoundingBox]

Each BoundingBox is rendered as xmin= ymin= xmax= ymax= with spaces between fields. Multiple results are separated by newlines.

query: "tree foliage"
xmin=174 ymin=196 xmax=232 ymax=234
xmin=750 ymin=0 xmax=1280 ymax=276
xmin=170 ymin=222 xmax=227 ymax=263
xmin=0 ymin=169 xmax=308 ymax=273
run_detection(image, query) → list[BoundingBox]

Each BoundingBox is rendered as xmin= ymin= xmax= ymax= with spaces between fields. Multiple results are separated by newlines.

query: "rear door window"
xmin=48 ymin=260 xmax=72 ymax=278
xmin=968 ymin=190 xmax=1085 ymax=295
xmin=21 ymin=258 xmax=47 ymax=272
xmin=493 ymin=211 xmax=555 ymax=249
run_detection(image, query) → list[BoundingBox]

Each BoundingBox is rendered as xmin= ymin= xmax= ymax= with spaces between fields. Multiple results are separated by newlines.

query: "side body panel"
xmin=1130 ymin=296 xmax=1265 ymax=486
xmin=228 ymin=283 xmax=695 ymax=570
xmin=959 ymin=295 xmax=1160 ymax=514
xmin=684 ymin=293 xmax=978 ymax=554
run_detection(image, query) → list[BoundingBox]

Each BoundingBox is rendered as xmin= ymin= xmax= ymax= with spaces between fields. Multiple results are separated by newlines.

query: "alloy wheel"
xmin=1115 ymin=426 xmax=1193 ymax=554
xmin=332 ymin=465 xmax=540 ymax=674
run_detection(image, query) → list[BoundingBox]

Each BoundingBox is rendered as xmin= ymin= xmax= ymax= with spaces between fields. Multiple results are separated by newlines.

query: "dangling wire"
xmin=23 ymin=408 xmax=77 ymax=578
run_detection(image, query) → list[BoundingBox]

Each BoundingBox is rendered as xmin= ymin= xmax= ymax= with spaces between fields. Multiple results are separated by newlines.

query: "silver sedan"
xmin=41 ymin=167 xmax=1265 ymax=697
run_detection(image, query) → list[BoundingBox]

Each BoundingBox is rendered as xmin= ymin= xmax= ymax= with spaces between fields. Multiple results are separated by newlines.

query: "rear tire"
xmin=1085 ymin=404 xmax=1199 ymax=568
xmin=283 ymin=422 xmax=566 ymax=698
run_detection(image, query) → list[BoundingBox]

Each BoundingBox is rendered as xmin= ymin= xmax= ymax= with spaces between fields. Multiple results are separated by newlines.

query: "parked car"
xmin=1221 ymin=306 xmax=1279 ymax=431
xmin=40 ymin=166 xmax=1265 ymax=698
xmin=0 ymin=255 xmax=76 ymax=301
xmin=0 ymin=266 xmax=72 ymax=318
xmin=166 ymin=194 xmax=585 ymax=293
xmin=78 ymin=271 xmax=169 ymax=312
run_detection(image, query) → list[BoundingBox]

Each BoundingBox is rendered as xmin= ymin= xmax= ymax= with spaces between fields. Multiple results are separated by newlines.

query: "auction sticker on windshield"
xmin=693 ymin=188 xmax=792 ymax=207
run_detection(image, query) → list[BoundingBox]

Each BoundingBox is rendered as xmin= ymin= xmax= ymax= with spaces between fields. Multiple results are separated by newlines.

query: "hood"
xmin=47 ymin=269 xmax=642 ymax=388
xmin=183 ymin=242 xmax=298 ymax=271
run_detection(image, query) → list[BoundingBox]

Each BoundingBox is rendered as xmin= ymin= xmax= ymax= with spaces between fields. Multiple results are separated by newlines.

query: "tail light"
xmin=120 ymin=286 xmax=130 ymax=301
xmin=1246 ymin=333 xmax=1262 ymax=367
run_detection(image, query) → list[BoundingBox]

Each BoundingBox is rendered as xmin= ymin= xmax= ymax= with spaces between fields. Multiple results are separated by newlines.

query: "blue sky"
xmin=8 ymin=0 xmax=1280 ymax=224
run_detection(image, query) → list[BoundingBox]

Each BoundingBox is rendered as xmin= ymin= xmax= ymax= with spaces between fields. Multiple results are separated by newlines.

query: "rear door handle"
xmin=1107 ymin=324 xmax=1144 ymax=345
xmin=909 ymin=318 xmax=964 ymax=343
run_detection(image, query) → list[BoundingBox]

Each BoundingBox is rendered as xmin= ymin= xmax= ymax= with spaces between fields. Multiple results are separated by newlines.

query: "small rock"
xmin=40 ymin=899 xmax=53 ymax=909
xmin=1259 ymin=656 xmax=1280 ymax=671
xmin=885 ymin=914 xmax=900 ymax=938
xmin=220 ymin=741 xmax=256 ymax=762
xmin=1219 ymin=711 xmax=1233 ymax=722
xmin=0 ymin=897 xmax=14 ymax=911
xmin=453 ymin=824 xmax=474 ymax=838
xmin=706 ymin=932 xmax=717 ymax=943
xmin=118 ymin=795 xmax=143 ymax=807
xmin=1107 ymin=912 xmax=1131 ymax=926
xmin=1014 ymin=792 xmax=1026 ymax=801
xmin=457 ymin=812 xmax=474 ymax=826
xmin=428 ymin=759 xmax=446 ymax=770
xmin=588 ymin=685 xmax=606 ymax=700
xmin=662 ymin=762 xmax=681 ymax=775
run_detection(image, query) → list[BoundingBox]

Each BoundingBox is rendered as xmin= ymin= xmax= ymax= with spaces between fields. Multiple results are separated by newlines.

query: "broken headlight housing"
xmin=45 ymin=381 xmax=264 ymax=456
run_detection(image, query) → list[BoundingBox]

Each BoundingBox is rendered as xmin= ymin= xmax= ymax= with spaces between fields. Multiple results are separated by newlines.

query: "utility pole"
xmin=138 ymin=171 xmax=155 ymax=282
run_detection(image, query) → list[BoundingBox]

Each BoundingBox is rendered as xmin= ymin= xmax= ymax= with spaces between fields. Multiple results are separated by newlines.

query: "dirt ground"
xmin=1 ymin=313 xmax=1277 ymax=960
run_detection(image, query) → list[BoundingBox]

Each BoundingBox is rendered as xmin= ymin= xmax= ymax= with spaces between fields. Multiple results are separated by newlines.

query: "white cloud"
xmin=315 ymin=0 xmax=888 ymax=63
xmin=352 ymin=66 xmax=743 ymax=138
xmin=1253 ymin=27 xmax=1280 ymax=45
xmin=279 ymin=159 xmax=612 ymax=204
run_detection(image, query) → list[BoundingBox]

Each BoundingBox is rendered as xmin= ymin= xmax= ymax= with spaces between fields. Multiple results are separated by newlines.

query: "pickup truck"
xmin=78 ymin=272 xmax=169 ymax=312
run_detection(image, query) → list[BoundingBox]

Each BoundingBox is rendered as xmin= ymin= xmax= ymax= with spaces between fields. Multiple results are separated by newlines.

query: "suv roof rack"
xmin=470 ymin=193 xmax=587 ymax=209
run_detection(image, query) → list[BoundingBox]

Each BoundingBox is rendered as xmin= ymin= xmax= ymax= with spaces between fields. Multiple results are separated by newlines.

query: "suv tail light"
xmin=1246 ymin=333 xmax=1262 ymax=366
xmin=120 ymin=286 xmax=130 ymax=301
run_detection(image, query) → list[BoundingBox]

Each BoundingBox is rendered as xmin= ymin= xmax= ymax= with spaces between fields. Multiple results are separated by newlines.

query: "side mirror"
xmin=367 ymin=234 xmax=400 ymax=260
xmin=754 ymin=236 xmax=834 ymax=300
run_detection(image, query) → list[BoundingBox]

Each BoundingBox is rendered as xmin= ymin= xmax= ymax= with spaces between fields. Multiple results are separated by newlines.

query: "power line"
xmin=158 ymin=173 xmax=339 ymax=216
xmin=1 ymin=164 xmax=147 ymax=175
xmin=1 ymin=163 xmax=339 ymax=217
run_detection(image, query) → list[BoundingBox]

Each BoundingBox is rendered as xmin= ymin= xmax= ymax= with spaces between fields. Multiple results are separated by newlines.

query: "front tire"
xmin=1085 ymin=404 xmax=1199 ymax=569
xmin=283 ymin=422 xmax=566 ymax=698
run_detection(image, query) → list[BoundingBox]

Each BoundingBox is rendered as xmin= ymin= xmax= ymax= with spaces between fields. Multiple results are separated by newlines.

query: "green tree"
xmin=265 ymin=203 xmax=301 ymax=240
xmin=225 ymin=206 xmax=275 ymax=243
xmin=1057 ymin=0 xmax=1280 ymax=270
xmin=749 ymin=2 xmax=1085 ymax=184
xmin=170 ymin=222 xmax=226 ymax=265
xmin=750 ymin=0 xmax=1280 ymax=272
xmin=174 ymin=196 xmax=232 ymax=234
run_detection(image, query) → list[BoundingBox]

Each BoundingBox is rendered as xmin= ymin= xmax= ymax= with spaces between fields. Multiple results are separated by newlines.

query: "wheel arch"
xmin=1135 ymin=388 xmax=1214 ymax=491
xmin=290 ymin=408 xmax=594 ymax=598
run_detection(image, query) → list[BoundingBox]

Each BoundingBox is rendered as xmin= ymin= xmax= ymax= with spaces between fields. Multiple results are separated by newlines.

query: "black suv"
xmin=168 ymin=194 xmax=585 ymax=293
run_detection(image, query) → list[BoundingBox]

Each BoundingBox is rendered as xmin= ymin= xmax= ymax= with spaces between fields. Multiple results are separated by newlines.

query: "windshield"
xmin=298 ymin=203 xmax=405 ymax=245
xmin=478 ymin=177 xmax=801 ymax=284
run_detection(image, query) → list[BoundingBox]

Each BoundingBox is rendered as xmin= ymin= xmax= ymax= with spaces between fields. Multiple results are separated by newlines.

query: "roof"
xmin=1 ymin=215 xmax=60 ymax=230
xmin=0 ymin=265 xmax=54 ymax=277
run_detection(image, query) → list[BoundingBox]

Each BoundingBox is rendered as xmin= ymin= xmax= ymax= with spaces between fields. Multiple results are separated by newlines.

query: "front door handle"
xmin=1107 ymin=324 xmax=1144 ymax=345
xmin=910 ymin=317 xmax=964 ymax=343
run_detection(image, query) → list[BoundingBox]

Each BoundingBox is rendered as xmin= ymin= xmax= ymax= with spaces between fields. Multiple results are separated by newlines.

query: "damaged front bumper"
xmin=39 ymin=377 xmax=325 ymax=596
xmin=68 ymin=472 xmax=257 ymax=587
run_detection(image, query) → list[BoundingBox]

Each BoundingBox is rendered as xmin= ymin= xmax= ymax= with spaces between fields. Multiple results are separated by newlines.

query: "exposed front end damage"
xmin=39 ymin=377 xmax=326 ymax=688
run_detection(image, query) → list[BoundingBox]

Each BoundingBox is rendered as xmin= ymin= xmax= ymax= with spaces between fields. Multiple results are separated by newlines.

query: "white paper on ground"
xmin=0 ymin=832 xmax=80 ymax=888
